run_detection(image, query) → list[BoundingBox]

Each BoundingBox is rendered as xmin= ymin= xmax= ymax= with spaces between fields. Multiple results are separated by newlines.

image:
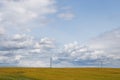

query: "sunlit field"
xmin=0 ymin=68 xmax=120 ymax=80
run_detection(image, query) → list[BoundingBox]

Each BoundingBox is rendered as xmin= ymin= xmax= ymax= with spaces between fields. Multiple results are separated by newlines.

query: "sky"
xmin=0 ymin=0 xmax=120 ymax=67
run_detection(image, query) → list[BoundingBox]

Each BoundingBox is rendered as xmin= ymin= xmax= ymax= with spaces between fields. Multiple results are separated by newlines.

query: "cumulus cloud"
xmin=30 ymin=37 xmax=56 ymax=55
xmin=56 ymin=42 xmax=94 ymax=60
xmin=0 ymin=0 xmax=57 ymax=30
xmin=88 ymin=28 xmax=120 ymax=58
xmin=34 ymin=37 xmax=55 ymax=49
xmin=53 ymin=31 xmax=120 ymax=67
xmin=0 ymin=34 xmax=56 ymax=66
xmin=86 ymin=28 xmax=120 ymax=67
xmin=0 ymin=52 xmax=22 ymax=65
xmin=0 ymin=34 xmax=34 ymax=51
xmin=0 ymin=28 xmax=120 ymax=67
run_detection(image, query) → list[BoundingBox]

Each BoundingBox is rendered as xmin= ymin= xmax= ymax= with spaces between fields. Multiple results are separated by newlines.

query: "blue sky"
xmin=30 ymin=0 xmax=120 ymax=44
xmin=0 ymin=0 xmax=120 ymax=67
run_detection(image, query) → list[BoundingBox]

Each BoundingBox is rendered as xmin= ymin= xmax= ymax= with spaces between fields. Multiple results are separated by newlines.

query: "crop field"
xmin=0 ymin=68 xmax=120 ymax=80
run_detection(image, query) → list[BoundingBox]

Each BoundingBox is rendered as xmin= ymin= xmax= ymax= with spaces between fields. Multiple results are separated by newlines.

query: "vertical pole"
xmin=50 ymin=57 xmax=52 ymax=68
xmin=97 ymin=55 xmax=103 ymax=68
xmin=100 ymin=60 xmax=103 ymax=68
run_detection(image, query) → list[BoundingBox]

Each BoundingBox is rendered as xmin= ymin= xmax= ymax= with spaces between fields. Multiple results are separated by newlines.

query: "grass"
xmin=0 ymin=68 xmax=120 ymax=80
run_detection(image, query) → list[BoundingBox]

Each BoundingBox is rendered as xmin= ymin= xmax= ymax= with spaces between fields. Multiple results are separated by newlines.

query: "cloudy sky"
xmin=0 ymin=0 xmax=120 ymax=67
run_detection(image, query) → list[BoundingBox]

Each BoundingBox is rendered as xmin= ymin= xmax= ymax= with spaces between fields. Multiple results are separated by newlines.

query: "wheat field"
xmin=0 ymin=68 xmax=120 ymax=80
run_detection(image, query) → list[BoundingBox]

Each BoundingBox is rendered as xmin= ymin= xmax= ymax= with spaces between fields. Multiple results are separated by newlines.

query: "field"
xmin=0 ymin=68 xmax=120 ymax=80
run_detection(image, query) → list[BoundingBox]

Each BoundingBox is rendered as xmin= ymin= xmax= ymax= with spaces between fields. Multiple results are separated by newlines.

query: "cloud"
xmin=0 ymin=27 xmax=5 ymax=35
xmin=0 ymin=34 xmax=56 ymax=66
xmin=34 ymin=37 xmax=55 ymax=49
xmin=53 ymin=42 xmax=97 ymax=67
xmin=0 ymin=0 xmax=57 ymax=30
xmin=53 ymin=33 xmax=120 ymax=67
xmin=0 ymin=33 xmax=34 ymax=65
xmin=0 ymin=0 xmax=76 ymax=34
xmin=0 ymin=52 xmax=22 ymax=65
xmin=18 ymin=28 xmax=120 ymax=67
xmin=58 ymin=12 xmax=75 ymax=20
xmin=18 ymin=60 xmax=48 ymax=67
xmin=86 ymin=28 xmax=120 ymax=67
xmin=30 ymin=37 xmax=56 ymax=57
xmin=88 ymin=28 xmax=120 ymax=57
xmin=0 ymin=34 xmax=34 ymax=51
xmin=0 ymin=33 xmax=38 ymax=52
xmin=0 ymin=28 xmax=120 ymax=67
xmin=56 ymin=42 xmax=94 ymax=60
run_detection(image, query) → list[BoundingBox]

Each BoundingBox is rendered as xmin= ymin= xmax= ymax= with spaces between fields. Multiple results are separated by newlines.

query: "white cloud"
xmin=0 ymin=34 xmax=34 ymax=51
xmin=15 ymin=55 xmax=23 ymax=61
xmin=58 ymin=42 xmax=95 ymax=60
xmin=18 ymin=60 xmax=48 ymax=67
xmin=33 ymin=37 xmax=55 ymax=50
xmin=58 ymin=12 xmax=75 ymax=20
xmin=53 ymin=33 xmax=120 ymax=67
xmin=0 ymin=27 xmax=5 ymax=35
xmin=88 ymin=28 xmax=120 ymax=57
xmin=0 ymin=53 xmax=22 ymax=65
xmin=0 ymin=0 xmax=57 ymax=30
xmin=30 ymin=37 xmax=56 ymax=55
xmin=0 ymin=34 xmax=57 ymax=66
xmin=0 ymin=28 xmax=120 ymax=67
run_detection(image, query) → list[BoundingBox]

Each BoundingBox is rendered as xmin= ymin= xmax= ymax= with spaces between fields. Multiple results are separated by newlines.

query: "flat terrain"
xmin=0 ymin=68 xmax=120 ymax=80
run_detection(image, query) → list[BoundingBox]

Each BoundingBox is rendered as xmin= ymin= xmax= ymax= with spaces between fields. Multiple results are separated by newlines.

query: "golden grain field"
xmin=0 ymin=68 xmax=120 ymax=80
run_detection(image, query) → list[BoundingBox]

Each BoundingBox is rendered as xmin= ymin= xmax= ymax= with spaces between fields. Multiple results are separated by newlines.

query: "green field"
xmin=0 ymin=68 xmax=120 ymax=80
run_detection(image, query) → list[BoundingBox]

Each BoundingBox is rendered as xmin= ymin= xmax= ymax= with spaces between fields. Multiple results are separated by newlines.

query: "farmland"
xmin=0 ymin=68 xmax=120 ymax=80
